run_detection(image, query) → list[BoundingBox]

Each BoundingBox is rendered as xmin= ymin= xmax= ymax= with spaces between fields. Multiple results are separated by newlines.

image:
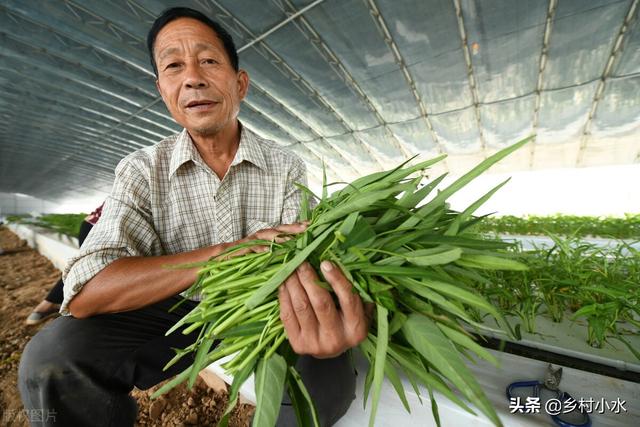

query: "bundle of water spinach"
xmin=154 ymin=136 xmax=533 ymax=427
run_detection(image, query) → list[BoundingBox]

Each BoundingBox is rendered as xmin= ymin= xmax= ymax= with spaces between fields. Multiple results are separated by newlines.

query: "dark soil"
xmin=0 ymin=226 xmax=254 ymax=426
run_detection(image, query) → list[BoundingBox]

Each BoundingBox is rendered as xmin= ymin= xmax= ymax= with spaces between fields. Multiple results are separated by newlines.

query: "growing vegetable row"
xmin=476 ymin=214 xmax=640 ymax=239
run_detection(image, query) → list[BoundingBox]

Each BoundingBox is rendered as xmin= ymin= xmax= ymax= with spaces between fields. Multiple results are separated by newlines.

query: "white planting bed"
xmin=7 ymin=223 xmax=79 ymax=270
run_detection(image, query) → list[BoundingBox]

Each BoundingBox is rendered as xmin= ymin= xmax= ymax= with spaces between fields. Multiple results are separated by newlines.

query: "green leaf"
xmin=369 ymin=278 xmax=393 ymax=293
xmin=445 ymin=179 xmax=510 ymax=236
xmin=356 ymin=264 xmax=443 ymax=278
xmin=400 ymin=136 xmax=532 ymax=229
xmin=416 ymin=234 xmax=513 ymax=250
xmin=359 ymin=337 xmax=411 ymax=413
xmin=571 ymin=304 xmax=598 ymax=319
xmin=386 ymin=342 xmax=473 ymax=414
xmin=340 ymin=215 xmax=377 ymax=250
xmin=426 ymin=381 xmax=441 ymax=427
xmin=398 ymin=173 xmax=448 ymax=211
xmin=217 ymin=321 xmax=268 ymax=338
xmin=395 ymin=277 xmax=475 ymax=322
xmin=375 ymin=289 xmax=397 ymax=312
xmin=437 ymin=323 xmax=498 ymax=366
xmin=418 ymin=278 xmax=502 ymax=319
xmin=443 ymin=264 xmax=493 ymax=285
xmin=380 ymin=209 xmax=449 ymax=252
xmin=298 ymin=183 xmax=311 ymax=223
xmin=384 ymin=359 xmax=411 ymax=413
xmin=369 ymin=305 xmax=389 ymax=427
xmin=188 ymin=334 xmax=215 ymax=388
xmin=334 ymin=154 xmax=446 ymax=200
xmin=286 ymin=370 xmax=318 ymax=427
xmin=322 ymin=162 xmax=328 ymax=201
xmin=288 ymin=366 xmax=321 ymax=427
xmin=455 ymin=253 xmax=528 ymax=271
xmin=316 ymin=182 xmax=413 ymax=226
xmin=376 ymin=173 xmax=449 ymax=228
xmin=338 ymin=211 xmax=360 ymax=237
xmin=219 ymin=357 xmax=257 ymax=427
xmin=404 ymin=246 xmax=463 ymax=267
xmin=389 ymin=311 xmax=408 ymax=335
xmin=402 ymin=314 xmax=503 ymax=427
xmin=253 ymin=353 xmax=287 ymax=427
xmin=376 ymin=176 xmax=421 ymax=226
xmin=611 ymin=335 xmax=640 ymax=361
xmin=363 ymin=350 xmax=375 ymax=408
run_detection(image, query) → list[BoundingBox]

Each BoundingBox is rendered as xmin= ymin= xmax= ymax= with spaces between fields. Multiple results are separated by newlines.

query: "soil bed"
xmin=0 ymin=226 xmax=253 ymax=426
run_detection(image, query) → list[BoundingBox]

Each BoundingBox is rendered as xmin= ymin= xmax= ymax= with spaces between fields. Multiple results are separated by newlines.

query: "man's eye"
xmin=163 ymin=62 xmax=182 ymax=71
xmin=203 ymin=58 xmax=218 ymax=65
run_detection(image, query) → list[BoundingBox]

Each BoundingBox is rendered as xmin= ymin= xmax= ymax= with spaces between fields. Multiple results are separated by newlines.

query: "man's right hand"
xmin=225 ymin=222 xmax=308 ymax=257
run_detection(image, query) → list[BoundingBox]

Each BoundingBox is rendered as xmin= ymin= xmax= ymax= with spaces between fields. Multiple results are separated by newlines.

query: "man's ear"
xmin=155 ymin=79 xmax=167 ymax=104
xmin=237 ymin=70 xmax=249 ymax=100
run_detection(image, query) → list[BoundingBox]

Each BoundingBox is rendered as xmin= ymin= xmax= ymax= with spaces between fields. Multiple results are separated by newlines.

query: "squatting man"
xmin=19 ymin=7 xmax=370 ymax=427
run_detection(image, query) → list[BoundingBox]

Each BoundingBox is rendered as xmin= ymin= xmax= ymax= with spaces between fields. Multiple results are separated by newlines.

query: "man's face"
xmin=154 ymin=18 xmax=248 ymax=137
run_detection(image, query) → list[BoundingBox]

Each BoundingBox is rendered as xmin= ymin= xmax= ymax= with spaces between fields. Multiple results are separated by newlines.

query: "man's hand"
xmin=279 ymin=261 xmax=371 ymax=358
xmin=227 ymin=222 xmax=308 ymax=257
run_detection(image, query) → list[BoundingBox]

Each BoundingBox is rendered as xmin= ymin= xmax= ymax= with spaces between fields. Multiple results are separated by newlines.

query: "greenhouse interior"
xmin=0 ymin=0 xmax=639 ymax=426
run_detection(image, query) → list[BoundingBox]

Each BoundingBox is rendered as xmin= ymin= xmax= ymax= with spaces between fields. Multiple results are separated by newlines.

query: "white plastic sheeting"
xmin=0 ymin=0 xmax=639 ymax=204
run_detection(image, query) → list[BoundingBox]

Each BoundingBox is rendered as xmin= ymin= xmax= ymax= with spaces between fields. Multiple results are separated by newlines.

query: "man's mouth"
xmin=185 ymin=100 xmax=217 ymax=110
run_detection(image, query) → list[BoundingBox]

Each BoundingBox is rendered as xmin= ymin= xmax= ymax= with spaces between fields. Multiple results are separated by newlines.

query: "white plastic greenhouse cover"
xmin=0 ymin=0 xmax=639 ymax=204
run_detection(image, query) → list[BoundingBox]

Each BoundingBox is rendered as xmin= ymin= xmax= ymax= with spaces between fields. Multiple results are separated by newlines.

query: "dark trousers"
xmin=44 ymin=221 xmax=94 ymax=304
xmin=18 ymin=296 xmax=355 ymax=426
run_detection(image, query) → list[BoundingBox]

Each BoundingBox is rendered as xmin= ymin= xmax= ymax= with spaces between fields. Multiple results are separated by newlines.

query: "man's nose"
xmin=184 ymin=65 xmax=207 ymax=89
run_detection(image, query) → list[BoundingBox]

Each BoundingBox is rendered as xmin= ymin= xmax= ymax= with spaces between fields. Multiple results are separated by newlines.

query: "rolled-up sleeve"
xmin=61 ymin=155 xmax=162 ymax=314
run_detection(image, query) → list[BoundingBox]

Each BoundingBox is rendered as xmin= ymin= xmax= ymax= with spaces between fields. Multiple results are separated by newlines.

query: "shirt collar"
xmin=231 ymin=125 xmax=267 ymax=170
xmin=169 ymin=123 xmax=267 ymax=177
xmin=169 ymin=128 xmax=198 ymax=177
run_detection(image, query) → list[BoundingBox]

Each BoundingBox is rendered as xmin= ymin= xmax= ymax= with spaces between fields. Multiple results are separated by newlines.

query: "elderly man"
xmin=19 ymin=7 xmax=368 ymax=426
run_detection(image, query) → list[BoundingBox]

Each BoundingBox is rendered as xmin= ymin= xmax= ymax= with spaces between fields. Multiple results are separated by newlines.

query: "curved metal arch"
xmin=452 ymin=0 xmax=487 ymax=158
xmin=530 ymin=0 xmax=558 ymax=168
xmin=275 ymin=0 xmax=407 ymax=170
xmin=210 ymin=0 xmax=357 ymax=136
xmin=365 ymin=0 xmax=449 ymax=166
xmin=576 ymin=0 xmax=639 ymax=166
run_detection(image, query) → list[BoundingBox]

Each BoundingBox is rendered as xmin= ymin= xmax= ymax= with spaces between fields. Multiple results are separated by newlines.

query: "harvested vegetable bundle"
xmin=154 ymin=137 xmax=532 ymax=427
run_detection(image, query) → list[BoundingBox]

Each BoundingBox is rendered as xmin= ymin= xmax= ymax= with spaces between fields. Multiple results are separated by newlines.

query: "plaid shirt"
xmin=61 ymin=125 xmax=307 ymax=314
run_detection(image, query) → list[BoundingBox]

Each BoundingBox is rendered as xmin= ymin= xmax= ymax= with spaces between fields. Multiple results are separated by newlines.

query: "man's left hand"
xmin=278 ymin=260 xmax=371 ymax=358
